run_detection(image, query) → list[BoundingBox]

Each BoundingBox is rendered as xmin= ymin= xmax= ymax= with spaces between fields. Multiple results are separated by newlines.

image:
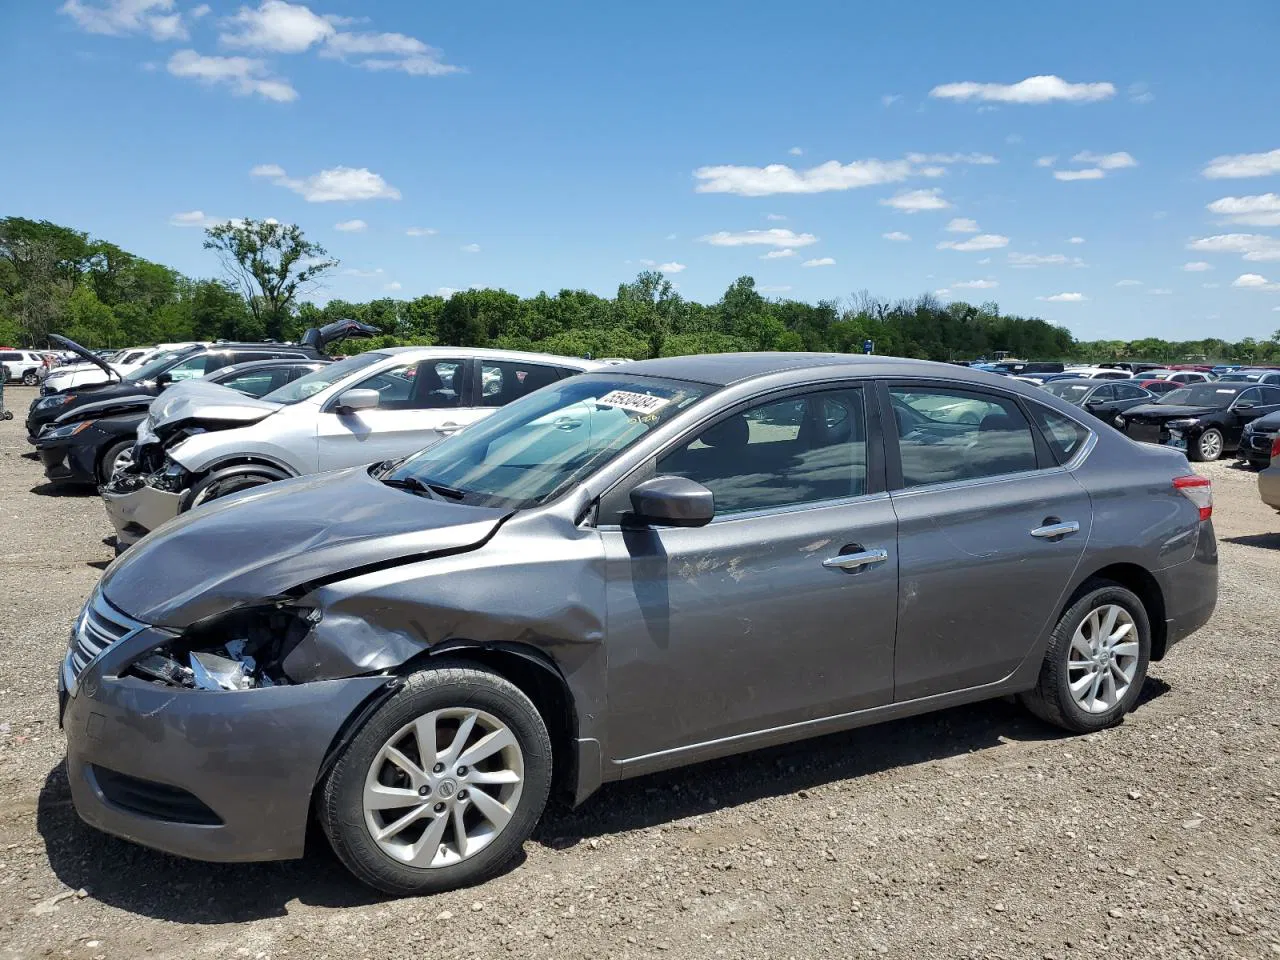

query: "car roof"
xmin=369 ymin=346 xmax=603 ymax=369
xmin=213 ymin=358 xmax=328 ymax=373
xmin=1042 ymin=377 xmax=1104 ymax=386
xmin=604 ymin=352 xmax=970 ymax=387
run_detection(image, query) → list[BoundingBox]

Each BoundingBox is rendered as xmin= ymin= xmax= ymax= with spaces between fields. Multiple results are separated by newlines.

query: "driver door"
xmin=314 ymin=358 xmax=474 ymax=470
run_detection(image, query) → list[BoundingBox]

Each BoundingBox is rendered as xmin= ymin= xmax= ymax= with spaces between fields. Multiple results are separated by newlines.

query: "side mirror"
xmin=628 ymin=476 xmax=714 ymax=528
xmin=155 ymin=372 xmax=173 ymax=389
xmin=335 ymin=388 xmax=380 ymax=413
xmin=1233 ymin=400 xmax=1255 ymax=410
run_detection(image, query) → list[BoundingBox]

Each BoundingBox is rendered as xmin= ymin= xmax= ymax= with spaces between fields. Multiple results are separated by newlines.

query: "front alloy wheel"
xmin=320 ymin=661 xmax=552 ymax=896
xmin=1191 ymin=427 xmax=1223 ymax=462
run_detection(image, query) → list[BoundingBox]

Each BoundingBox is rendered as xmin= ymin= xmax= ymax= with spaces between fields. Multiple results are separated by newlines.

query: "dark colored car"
xmin=1121 ymin=383 xmax=1280 ymax=461
xmin=60 ymin=353 xmax=1217 ymax=896
xmin=35 ymin=359 xmax=330 ymax=486
xmin=1130 ymin=378 xmax=1183 ymax=396
xmin=1041 ymin=378 xmax=1156 ymax=428
xmin=1215 ymin=369 xmax=1280 ymax=386
xmin=26 ymin=321 xmax=376 ymax=441
xmin=1239 ymin=409 xmax=1280 ymax=469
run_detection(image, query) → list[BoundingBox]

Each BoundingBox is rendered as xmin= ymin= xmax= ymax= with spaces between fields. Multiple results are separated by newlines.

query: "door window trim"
xmin=321 ymin=357 xmax=474 ymax=413
xmin=594 ymin=380 xmax=887 ymax=529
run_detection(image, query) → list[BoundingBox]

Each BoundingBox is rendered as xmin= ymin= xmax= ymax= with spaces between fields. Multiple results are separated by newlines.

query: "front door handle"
xmin=822 ymin=548 xmax=889 ymax=572
xmin=436 ymin=421 xmax=462 ymax=436
xmin=1030 ymin=520 xmax=1080 ymax=540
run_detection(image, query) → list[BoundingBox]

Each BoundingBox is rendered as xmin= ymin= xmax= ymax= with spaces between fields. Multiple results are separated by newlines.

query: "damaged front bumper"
xmin=102 ymin=476 xmax=183 ymax=551
xmin=59 ymin=593 xmax=390 ymax=862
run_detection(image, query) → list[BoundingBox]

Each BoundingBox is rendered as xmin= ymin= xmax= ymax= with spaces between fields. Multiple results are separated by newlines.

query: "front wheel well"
xmin=1064 ymin=563 xmax=1169 ymax=659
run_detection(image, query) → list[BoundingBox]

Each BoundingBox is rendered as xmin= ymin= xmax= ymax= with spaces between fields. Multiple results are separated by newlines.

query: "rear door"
xmin=884 ymin=382 xmax=1094 ymax=701
xmin=314 ymin=357 xmax=473 ymax=469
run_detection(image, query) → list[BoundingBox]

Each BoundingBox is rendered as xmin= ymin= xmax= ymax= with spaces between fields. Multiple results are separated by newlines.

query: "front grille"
xmin=1126 ymin=421 xmax=1166 ymax=444
xmin=68 ymin=590 xmax=142 ymax=679
xmin=91 ymin=765 xmax=223 ymax=825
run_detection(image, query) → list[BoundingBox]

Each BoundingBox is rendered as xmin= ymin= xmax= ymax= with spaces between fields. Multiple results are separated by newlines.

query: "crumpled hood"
xmin=100 ymin=467 xmax=511 ymax=627
xmin=1124 ymin=403 xmax=1223 ymax=420
xmin=146 ymin=379 xmax=283 ymax=434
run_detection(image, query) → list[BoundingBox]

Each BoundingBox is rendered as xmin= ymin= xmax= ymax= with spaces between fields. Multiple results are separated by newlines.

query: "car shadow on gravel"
xmin=36 ymin=762 xmax=391 ymax=922
xmin=29 ymin=482 xmax=98 ymax=497
xmin=538 ymin=676 xmax=1171 ymax=846
xmin=1224 ymin=532 xmax=1280 ymax=551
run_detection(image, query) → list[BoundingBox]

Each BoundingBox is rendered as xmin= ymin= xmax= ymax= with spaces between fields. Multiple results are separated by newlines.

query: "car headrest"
xmin=701 ymin=415 xmax=749 ymax=449
xmin=980 ymin=413 xmax=1021 ymax=433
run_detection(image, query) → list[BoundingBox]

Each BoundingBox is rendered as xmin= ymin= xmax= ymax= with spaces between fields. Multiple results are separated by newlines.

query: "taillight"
xmin=1173 ymin=475 xmax=1212 ymax=521
xmin=1272 ymin=435 xmax=1280 ymax=461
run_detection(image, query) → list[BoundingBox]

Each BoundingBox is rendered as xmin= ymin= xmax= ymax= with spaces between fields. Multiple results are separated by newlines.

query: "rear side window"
xmin=890 ymin=387 xmax=1038 ymax=487
xmin=480 ymin=361 xmax=564 ymax=407
xmin=0 ymin=352 xmax=18 ymax=362
xmin=1027 ymin=404 xmax=1091 ymax=465
xmin=1261 ymin=386 xmax=1280 ymax=403
xmin=1112 ymin=383 xmax=1147 ymax=401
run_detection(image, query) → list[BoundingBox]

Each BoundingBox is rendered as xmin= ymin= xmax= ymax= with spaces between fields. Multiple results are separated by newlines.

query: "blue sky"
xmin=3 ymin=0 xmax=1280 ymax=342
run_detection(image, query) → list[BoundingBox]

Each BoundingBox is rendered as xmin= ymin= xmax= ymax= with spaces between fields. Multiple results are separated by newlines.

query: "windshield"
xmin=125 ymin=350 xmax=193 ymax=382
xmin=261 ymin=352 xmax=383 ymax=404
xmin=1043 ymin=382 xmax=1093 ymax=402
xmin=1158 ymin=384 xmax=1243 ymax=408
xmin=386 ymin=374 xmax=713 ymax=509
xmin=1215 ymin=373 xmax=1258 ymax=382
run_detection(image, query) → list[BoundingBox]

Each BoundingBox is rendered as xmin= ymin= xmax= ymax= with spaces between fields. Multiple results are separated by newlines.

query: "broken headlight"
xmin=126 ymin=603 xmax=318 ymax=690
xmin=145 ymin=459 xmax=192 ymax=493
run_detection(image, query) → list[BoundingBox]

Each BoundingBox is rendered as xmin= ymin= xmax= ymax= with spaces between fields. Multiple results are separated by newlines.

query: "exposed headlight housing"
xmin=145 ymin=459 xmax=191 ymax=493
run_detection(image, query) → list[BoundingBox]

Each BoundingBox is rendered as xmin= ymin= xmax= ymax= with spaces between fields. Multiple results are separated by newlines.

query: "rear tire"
xmin=1189 ymin=427 xmax=1223 ymax=462
xmin=22 ymin=370 xmax=38 ymax=385
xmin=98 ymin=440 xmax=134 ymax=485
xmin=319 ymin=661 xmax=553 ymax=896
xmin=1019 ymin=581 xmax=1151 ymax=733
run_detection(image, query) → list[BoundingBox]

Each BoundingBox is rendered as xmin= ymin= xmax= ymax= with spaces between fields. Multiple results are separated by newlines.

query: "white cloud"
xmin=1207 ymin=193 xmax=1280 ymax=227
xmin=1186 ymin=233 xmax=1280 ymax=262
xmin=405 ymin=227 xmax=437 ymax=236
xmin=937 ymin=234 xmax=1009 ymax=252
xmin=906 ymin=152 xmax=999 ymax=165
xmin=765 ymin=213 xmax=787 ymax=221
xmin=758 ymin=285 xmax=792 ymax=293
xmin=334 ymin=218 xmax=366 ymax=232
xmin=461 ymin=242 xmax=481 ymax=253
xmin=1037 ymin=292 xmax=1088 ymax=302
xmin=1115 ymin=279 xmax=1143 ymax=287
xmin=658 ymin=261 xmax=685 ymax=273
xmin=881 ymin=94 xmax=901 ymax=107
xmin=1054 ymin=168 xmax=1105 ymax=181
xmin=1203 ymin=149 xmax=1280 ymax=180
xmin=802 ymin=257 xmax=836 ymax=267
xmin=881 ymin=188 xmax=951 ymax=213
xmin=1182 ymin=261 xmax=1213 ymax=272
xmin=930 ymin=75 xmax=1115 ymax=104
xmin=1233 ymin=273 xmax=1280 ymax=290
xmin=220 ymin=0 xmax=335 ymax=52
xmin=760 ymin=249 xmax=796 ymax=259
xmin=1008 ymin=252 xmax=1086 ymax=267
xmin=1067 ymin=236 xmax=1085 ymax=244
xmin=384 ymin=281 xmax=402 ymax=291
xmin=953 ymin=279 xmax=999 ymax=289
xmin=167 ymin=50 xmax=298 ymax=101
xmin=946 ymin=217 xmax=980 ymax=233
xmin=1147 ymin=288 xmax=1173 ymax=295
xmin=1072 ymin=151 xmax=1137 ymax=170
xmin=935 ymin=289 xmax=952 ymax=296
xmin=60 ymin=0 xmax=187 ymax=41
xmin=694 ymin=158 xmax=912 ymax=196
xmin=253 ymin=164 xmax=400 ymax=201
xmin=977 ymin=257 xmax=991 ymax=264
xmin=665 ymin=233 xmax=677 ymax=240
xmin=787 ymin=146 xmax=803 ymax=156
xmin=190 ymin=4 xmax=210 ymax=17
xmin=435 ymin=287 xmax=458 ymax=298
xmin=882 ymin=231 xmax=911 ymax=242
xmin=341 ymin=267 xmax=383 ymax=277
xmin=1202 ymin=282 xmax=1220 ymax=289
xmin=168 ymin=210 xmax=226 ymax=228
xmin=1035 ymin=156 xmax=1057 ymax=167
xmin=1128 ymin=82 xmax=1154 ymax=104
xmin=699 ymin=228 xmax=818 ymax=248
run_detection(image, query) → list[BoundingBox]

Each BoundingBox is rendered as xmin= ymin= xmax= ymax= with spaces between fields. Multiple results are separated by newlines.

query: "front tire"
xmin=319 ymin=661 xmax=553 ymax=896
xmin=1020 ymin=581 xmax=1151 ymax=733
xmin=184 ymin=470 xmax=280 ymax=511
xmin=98 ymin=440 xmax=134 ymax=485
xmin=1189 ymin=427 xmax=1223 ymax=462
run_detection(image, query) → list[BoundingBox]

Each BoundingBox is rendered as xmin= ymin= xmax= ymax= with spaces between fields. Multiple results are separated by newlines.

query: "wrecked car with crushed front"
xmin=60 ymin=354 xmax=1217 ymax=896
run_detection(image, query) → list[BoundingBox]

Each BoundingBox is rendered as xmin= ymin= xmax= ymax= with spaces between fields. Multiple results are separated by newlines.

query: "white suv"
xmin=1 ymin=350 xmax=47 ymax=385
xmin=102 ymin=347 xmax=601 ymax=548
xmin=41 ymin=344 xmax=204 ymax=394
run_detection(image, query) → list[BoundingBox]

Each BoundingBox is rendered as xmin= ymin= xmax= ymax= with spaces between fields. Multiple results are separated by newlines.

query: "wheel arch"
xmin=1061 ymin=562 xmax=1169 ymax=660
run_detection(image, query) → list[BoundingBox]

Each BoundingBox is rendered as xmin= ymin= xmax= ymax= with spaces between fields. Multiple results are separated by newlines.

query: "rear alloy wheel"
xmin=98 ymin=440 xmax=134 ymax=485
xmin=1190 ymin=427 xmax=1223 ymax=462
xmin=320 ymin=662 xmax=552 ymax=896
xmin=22 ymin=370 xmax=38 ymax=385
xmin=1020 ymin=581 xmax=1151 ymax=733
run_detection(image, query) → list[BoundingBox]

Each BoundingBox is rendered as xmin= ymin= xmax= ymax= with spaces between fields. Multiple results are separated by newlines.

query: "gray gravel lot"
xmin=2 ymin=382 xmax=1279 ymax=960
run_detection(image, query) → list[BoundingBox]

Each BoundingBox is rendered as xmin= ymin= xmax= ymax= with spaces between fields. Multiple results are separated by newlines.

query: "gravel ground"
xmin=2 ymin=382 xmax=1280 ymax=960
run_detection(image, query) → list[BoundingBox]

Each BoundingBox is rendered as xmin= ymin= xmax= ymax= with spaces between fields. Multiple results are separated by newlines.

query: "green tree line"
xmin=3 ymin=216 xmax=1278 ymax=364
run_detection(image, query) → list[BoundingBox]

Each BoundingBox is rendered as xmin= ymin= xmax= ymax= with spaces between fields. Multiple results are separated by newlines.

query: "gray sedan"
xmin=59 ymin=353 xmax=1218 ymax=895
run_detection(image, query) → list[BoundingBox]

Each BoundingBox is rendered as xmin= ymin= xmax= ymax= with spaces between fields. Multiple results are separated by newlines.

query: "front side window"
xmin=164 ymin=354 xmax=214 ymax=381
xmin=480 ymin=361 xmax=565 ymax=407
xmin=1112 ymin=383 xmax=1148 ymax=401
xmin=657 ymin=389 xmax=868 ymax=514
xmin=891 ymin=386 xmax=1037 ymax=487
xmin=350 ymin=359 xmax=466 ymax=410
xmin=218 ymin=368 xmax=290 ymax=397
xmin=385 ymin=374 xmax=711 ymax=509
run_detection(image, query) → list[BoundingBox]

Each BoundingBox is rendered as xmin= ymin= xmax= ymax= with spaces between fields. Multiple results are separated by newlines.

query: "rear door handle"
xmin=1030 ymin=520 xmax=1080 ymax=539
xmin=436 ymin=421 xmax=462 ymax=436
xmin=822 ymin=548 xmax=889 ymax=572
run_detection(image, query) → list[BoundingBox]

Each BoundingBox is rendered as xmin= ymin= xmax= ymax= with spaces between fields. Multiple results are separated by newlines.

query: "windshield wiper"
xmin=423 ymin=481 xmax=467 ymax=500
xmin=379 ymin=475 xmax=439 ymax=499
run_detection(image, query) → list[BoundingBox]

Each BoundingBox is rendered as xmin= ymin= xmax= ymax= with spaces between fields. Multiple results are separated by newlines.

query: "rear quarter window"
xmin=1027 ymin=404 xmax=1091 ymax=465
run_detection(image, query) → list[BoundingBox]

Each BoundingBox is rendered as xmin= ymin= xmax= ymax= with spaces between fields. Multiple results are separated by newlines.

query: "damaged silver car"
xmin=60 ymin=354 xmax=1218 ymax=895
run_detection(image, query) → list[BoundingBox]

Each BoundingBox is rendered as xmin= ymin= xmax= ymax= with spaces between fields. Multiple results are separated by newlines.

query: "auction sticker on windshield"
xmin=596 ymin=390 xmax=671 ymax=415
